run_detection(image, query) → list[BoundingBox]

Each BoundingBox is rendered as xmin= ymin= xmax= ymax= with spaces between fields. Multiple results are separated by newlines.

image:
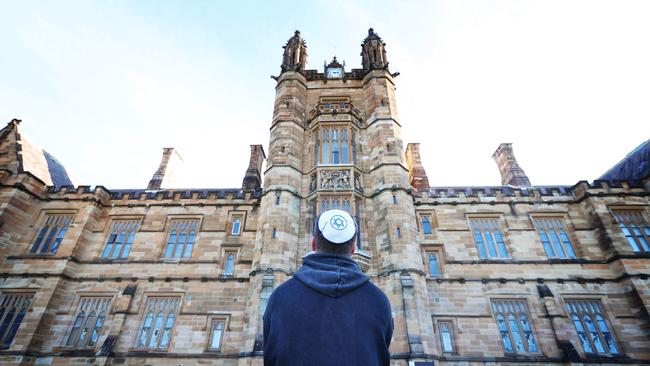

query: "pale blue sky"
xmin=1 ymin=1 xmax=649 ymax=188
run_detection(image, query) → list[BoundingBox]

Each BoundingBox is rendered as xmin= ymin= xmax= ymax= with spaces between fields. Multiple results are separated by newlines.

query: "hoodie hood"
xmin=293 ymin=253 xmax=369 ymax=298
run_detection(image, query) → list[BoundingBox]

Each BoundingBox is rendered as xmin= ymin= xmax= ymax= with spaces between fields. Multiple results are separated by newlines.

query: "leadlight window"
xmin=101 ymin=220 xmax=139 ymax=259
xmin=437 ymin=321 xmax=455 ymax=353
xmin=396 ymin=226 xmax=401 ymax=238
xmin=533 ymin=218 xmax=576 ymax=258
xmin=427 ymin=252 xmax=440 ymax=277
xmin=470 ymin=218 xmax=509 ymax=259
xmin=163 ymin=220 xmax=199 ymax=259
xmin=491 ymin=299 xmax=538 ymax=354
xmin=613 ymin=210 xmax=650 ymax=253
xmin=223 ymin=252 xmax=236 ymax=277
xmin=565 ymin=300 xmax=619 ymax=355
xmin=320 ymin=197 xmax=351 ymax=212
xmin=315 ymin=127 xmax=355 ymax=165
xmin=30 ymin=214 xmax=73 ymax=254
xmin=208 ymin=319 xmax=226 ymax=351
xmin=0 ymin=293 xmax=33 ymax=348
xmin=421 ymin=216 xmax=432 ymax=235
xmin=137 ymin=297 xmax=180 ymax=351
xmin=65 ymin=297 xmax=111 ymax=348
xmin=231 ymin=217 xmax=242 ymax=236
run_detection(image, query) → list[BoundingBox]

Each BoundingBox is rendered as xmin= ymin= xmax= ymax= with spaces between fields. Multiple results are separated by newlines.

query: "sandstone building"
xmin=0 ymin=29 xmax=649 ymax=365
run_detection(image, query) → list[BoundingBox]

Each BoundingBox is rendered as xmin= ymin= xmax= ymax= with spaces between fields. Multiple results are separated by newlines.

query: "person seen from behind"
xmin=263 ymin=209 xmax=393 ymax=366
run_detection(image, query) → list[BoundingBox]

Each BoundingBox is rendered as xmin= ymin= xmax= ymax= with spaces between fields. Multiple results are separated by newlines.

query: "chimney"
xmin=242 ymin=145 xmax=266 ymax=190
xmin=492 ymin=143 xmax=531 ymax=186
xmin=147 ymin=148 xmax=184 ymax=190
xmin=405 ymin=143 xmax=430 ymax=190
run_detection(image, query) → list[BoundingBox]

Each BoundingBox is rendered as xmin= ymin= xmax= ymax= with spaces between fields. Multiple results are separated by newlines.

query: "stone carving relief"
xmin=320 ymin=170 xmax=351 ymax=189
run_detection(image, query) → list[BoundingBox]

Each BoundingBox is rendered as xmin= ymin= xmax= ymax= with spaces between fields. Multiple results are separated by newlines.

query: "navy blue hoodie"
xmin=263 ymin=253 xmax=393 ymax=366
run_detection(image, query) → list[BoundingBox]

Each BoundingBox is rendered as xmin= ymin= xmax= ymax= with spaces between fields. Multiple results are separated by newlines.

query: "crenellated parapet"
xmin=414 ymin=179 xmax=648 ymax=203
xmin=42 ymin=186 xmax=262 ymax=206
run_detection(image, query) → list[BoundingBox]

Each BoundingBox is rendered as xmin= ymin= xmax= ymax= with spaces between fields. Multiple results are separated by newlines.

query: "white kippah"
xmin=318 ymin=209 xmax=356 ymax=244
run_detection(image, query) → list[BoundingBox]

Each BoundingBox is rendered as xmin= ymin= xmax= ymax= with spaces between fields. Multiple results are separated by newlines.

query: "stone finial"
xmin=281 ymin=30 xmax=307 ymax=73
xmin=405 ymin=143 xmax=430 ymax=190
xmin=492 ymin=143 xmax=531 ymax=186
xmin=360 ymin=28 xmax=388 ymax=71
xmin=242 ymin=145 xmax=266 ymax=190
xmin=147 ymin=148 xmax=184 ymax=190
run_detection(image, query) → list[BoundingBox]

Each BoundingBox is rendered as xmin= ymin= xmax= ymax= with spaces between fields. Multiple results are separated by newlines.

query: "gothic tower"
xmin=244 ymin=28 xmax=432 ymax=360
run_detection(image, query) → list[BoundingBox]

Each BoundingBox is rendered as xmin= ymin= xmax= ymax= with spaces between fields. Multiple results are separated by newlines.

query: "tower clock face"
xmin=326 ymin=68 xmax=343 ymax=79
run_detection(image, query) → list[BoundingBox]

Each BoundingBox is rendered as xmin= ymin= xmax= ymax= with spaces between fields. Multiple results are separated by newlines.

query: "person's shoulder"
xmin=269 ymin=277 xmax=303 ymax=299
xmin=360 ymin=280 xmax=391 ymax=305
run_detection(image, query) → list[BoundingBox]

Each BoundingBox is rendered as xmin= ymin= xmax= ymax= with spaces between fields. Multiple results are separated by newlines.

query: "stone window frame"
xmin=311 ymin=122 xmax=359 ymax=167
xmin=608 ymin=205 xmax=650 ymax=253
xmin=132 ymin=292 xmax=184 ymax=352
xmin=99 ymin=216 xmax=143 ymax=260
xmin=161 ymin=215 xmax=203 ymax=260
xmin=416 ymin=211 xmax=436 ymax=236
xmin=529 ymin=212 xmax=580 ymax=259
xmin=489 ymin=297 xmax=541 ymax=355
xmin=562 ymin=297 xmax=622 ymax=356
xmin=435 ymin=318 xmax=457 ymax=354
xmin=466 ymin=213 xmax=512 ymax=260
xmin=421 ymin=244 xmax=444 ymax=278
xmin=0 ymin=290 xmax=35 ymax=349
xmin=28 ymin=209 xmax=77 ymax=255
xmin=61 ymin=292 xmax=116 ymax=350
xmin=205 ymin=314 xmax=231 ymax=352
xmin=227 ymin=211 xmax=247 ymax=237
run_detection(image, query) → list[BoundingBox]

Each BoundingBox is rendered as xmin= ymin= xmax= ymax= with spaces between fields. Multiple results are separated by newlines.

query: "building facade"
xmin=0 ymin=29 xmax=649 ymax=365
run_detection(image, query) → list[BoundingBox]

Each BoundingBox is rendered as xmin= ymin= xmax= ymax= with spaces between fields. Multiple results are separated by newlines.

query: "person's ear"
xmin=351 ymin=244 xmax=355 ymax=255
xmin=311 ymin=238 xmax=316 ymax=252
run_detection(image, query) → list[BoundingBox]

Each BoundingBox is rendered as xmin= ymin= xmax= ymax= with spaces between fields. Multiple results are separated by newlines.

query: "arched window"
xmin=224 ymin=253 xmax=236 ymax=276
xmin=30 ymin=214 xmax=73 ymax=254
xmin=427 ymin=252 xmax=440 ymax=277
xmin=470 ymin=218 xmax=509 ymax=259
xmin=137 ymin=297 xmax=180 ymax=350
xmin=422 ymin=216 xmax=432 ymax=235
xmin=209 ymin=320 xmax=226 ymax=351
xmin=491 ymin=300 xmax=538 ymax=354
xmin=533 ymin=218 xmax=576 ymax=258
xmin=163 ymin=220 xmax=199 ymax=259
xmin=438 ymin=321 xmax=454 ymax=353
xmin=231 ymin=219 xmax=241 ymax=236
xmin=566 ymin=300 xmax=618 ymax=355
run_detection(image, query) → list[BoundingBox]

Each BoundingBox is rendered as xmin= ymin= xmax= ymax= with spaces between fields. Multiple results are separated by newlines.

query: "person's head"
xmin=312 ymin=209 xmax=357 ymax=256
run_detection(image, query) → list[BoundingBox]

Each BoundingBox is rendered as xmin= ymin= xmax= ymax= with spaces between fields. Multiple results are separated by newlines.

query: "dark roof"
xmin=43 ymin=150 xmax=73 ymax=187
xmin=599 ymin=139 xmax=650 ymax=180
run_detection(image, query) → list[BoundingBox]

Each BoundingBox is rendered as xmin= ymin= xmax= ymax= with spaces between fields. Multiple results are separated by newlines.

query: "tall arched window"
xmin=422 ymin=216 xmax=432 ymax=235
xmin=490 ymin=300 xmax=538 ymax=354
xmin=224 ymin=253 xmax=236 ymax=276
xmin=566 ymin=300 xmax=618 ymax=355
xmin=231 ymin=219 xmax=241 ymax=236
xmin=137 ymin=297 xmax=180 ymax=350
xmin=315 ymin=127 xmax=356 ymax=165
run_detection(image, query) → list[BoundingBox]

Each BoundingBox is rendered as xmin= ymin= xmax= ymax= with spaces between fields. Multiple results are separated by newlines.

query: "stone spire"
xmin=281 ymin=30 xmax=307 ymax=73
xmin=360 ymin=28 xmax=389 ymax=71
xmin=492 ymin=143 xmax=531 ymax=186
xmin=242 ymin=144 xmax=266 ymax=191
xmin=405 ymin=143 xmax=430 ymax=190
xmin=147 ymin=147 xmax=183 ymax=190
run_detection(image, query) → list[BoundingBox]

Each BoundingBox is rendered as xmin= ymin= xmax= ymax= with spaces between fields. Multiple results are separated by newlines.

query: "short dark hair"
xmin=314 ymin=214 xmax=356 ymax=255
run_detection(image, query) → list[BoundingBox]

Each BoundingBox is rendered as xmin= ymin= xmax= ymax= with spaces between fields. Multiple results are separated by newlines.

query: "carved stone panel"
xmin=320 ymin=170 xmax=352 ymax=190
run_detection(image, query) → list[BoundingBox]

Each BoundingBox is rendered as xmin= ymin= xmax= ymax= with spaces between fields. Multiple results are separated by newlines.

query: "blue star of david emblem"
xmin=330 ymin=215 xmax=348 ymax=230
